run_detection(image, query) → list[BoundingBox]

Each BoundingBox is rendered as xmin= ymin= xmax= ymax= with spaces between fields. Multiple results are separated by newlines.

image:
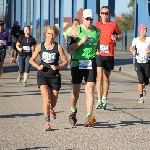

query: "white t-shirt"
xmin=132 ymin=37 xmax=150 ymax=63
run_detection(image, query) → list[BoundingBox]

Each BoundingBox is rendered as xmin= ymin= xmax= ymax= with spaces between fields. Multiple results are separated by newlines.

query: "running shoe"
xmin=50 ymin=109 xmax=56 ymax=120
xmin=69 ymin=109 xmax=77 ymax=126
xmin=84 ymin=116 xmax=96 ymax=127
xmin=139 ymin=97 xmax=145 ymax=103
xmin=23 ymin=82 xmax=27 ymax=87
xmin=95 ymin=101 xmax=103 ymax=109
xmin=102 ymin=98 xmax=107 ymax=110
xmin=17 ymin=76 xmax=22 ymax=82
xmin=44 ymin=122 xmax=51 ymax=131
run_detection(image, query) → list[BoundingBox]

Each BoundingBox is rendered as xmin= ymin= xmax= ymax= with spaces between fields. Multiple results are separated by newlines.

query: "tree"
xmin=115 ymin=0 xmax=135 ymax=31
xmin=115 ymin=13 xmax=134 ymax=31
xmin=128 ymin=0 xmax=135 ymax=8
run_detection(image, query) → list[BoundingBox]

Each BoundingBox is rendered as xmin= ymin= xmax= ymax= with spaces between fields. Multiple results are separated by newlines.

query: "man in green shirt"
xmin=66 ymin=9 xmax=100 ymax=127
xmin=64 ymin=18 xmax=80 ymax=69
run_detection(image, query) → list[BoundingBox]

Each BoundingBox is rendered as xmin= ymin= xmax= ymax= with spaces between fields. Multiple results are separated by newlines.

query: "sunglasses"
xmin=101 ymin=12 xmax=109 ymax=15
xmin=85 ymin=17 xmax=93 ymax=21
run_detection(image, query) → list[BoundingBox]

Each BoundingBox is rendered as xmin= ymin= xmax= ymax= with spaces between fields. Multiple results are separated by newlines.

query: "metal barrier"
xmin=116 ymin=31 xmax=134 ymax=51
xmin=3 ymin=0 xmax=118 ymax=46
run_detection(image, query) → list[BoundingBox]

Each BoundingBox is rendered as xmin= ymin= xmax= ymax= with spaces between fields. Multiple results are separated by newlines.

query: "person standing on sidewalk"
xmin=130 ymin=24 xmax=150 ymax=103
xmin=10 ymin=21 xmax=24 ymax=63
xmin=0 ymin=21 xmax=12 ymax=77
xmin=64 ymin=18 xmax=80 ymax=69
xmin=95 ymin=6 xmax=122 ymax=110
xmin=16 ymin=25 xmax=36 ymax=86
xmin=67 ymin=9 xmax=100 ymax=127
xmin=29 ymin=25 xmax=67 ymax=131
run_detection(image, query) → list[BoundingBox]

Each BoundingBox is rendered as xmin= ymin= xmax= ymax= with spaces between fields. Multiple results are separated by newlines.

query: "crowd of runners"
xmin=0 ymin=6 xmax=150 ymax=131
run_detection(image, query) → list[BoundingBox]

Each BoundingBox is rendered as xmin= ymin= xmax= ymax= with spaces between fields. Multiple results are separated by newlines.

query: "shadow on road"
xmin=75 ymin=120 xmax=150 ymax=128
xmin=16 ymin=146 xmax=50 ymax=150
xmin=114 ymin=58 xmax=132 ymax=66
xmin=0 ymin=111 xmax=64 ymax=119
xmin=17 ymin=148 xmax=73 ymax=150
xmin=93 ymin=120 xmax=150 ymax=128
xmin=0 ymin=113 xmax=43 ymax=118
xmin=0 ymin=93 xmax=41 ymax=97
xmin=3 ymin=65 xmax=38 ymax=73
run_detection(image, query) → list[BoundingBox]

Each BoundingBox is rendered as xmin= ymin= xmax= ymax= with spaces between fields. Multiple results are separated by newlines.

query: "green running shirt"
xmin=71 ymin=25 xmax=100 ymax=67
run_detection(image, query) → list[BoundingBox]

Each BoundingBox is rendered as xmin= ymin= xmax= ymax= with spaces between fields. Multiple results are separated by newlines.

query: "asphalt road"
xmin=1 ymin=60 xmax=150 ymax=150
xmin=0 ymin=52 xmax=150 ymax=150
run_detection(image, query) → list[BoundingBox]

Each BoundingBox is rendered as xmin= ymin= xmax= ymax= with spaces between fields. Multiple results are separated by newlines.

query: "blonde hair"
xmin=43 ymin=25 xmax=60 ymax=37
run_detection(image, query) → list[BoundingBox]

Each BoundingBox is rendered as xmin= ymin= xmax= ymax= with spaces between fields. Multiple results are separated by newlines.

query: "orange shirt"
xmin=95 ymin=21 xmax=121 ymax=56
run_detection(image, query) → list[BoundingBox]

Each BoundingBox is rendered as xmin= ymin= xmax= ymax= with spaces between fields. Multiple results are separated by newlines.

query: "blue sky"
xmin=62 ymin=0 xmax=131 ymax=17
xmin=35 ymin=0 xmax=131 ymax=19
xmin=1 ymin=0 xmax=131 ymax=23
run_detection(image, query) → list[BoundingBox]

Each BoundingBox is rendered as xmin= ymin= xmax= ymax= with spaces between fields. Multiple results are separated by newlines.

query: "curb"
xmin=114 ymin=65 xmax=137 ymax=80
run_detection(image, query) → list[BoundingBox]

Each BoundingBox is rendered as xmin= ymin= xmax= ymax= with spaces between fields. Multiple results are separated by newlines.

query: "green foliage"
xmin=128 ymin=0 xmax=135 ymax=8
xmin=115 ymin=0 xmax=135 ymax=31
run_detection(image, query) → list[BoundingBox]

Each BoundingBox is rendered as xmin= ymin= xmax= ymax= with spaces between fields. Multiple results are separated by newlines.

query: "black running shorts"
xmin=96 ymin=56 xmax=114 ymax=72
xmin=135 ymin=63 xmax=150 ymax=85
xmin=71 ymin=59 xmax=97 ymax=84
xmin=37 ymin=71 xmax=61 ymax=91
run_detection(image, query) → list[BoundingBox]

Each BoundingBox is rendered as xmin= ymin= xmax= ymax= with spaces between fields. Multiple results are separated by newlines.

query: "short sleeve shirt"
xmin=18 ymin=35 xmax=36 ymax=56
xmin=95 ymin=21 xmax=121 ymax=56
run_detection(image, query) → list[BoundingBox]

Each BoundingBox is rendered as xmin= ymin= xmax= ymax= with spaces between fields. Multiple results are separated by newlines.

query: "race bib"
xmin=23 ymin=46 xmax=31 ymax=52
xmin=0 ymin=40 xmax=3 ymax=46
xmin=100 ymin=45 xmax=109 ymax=53
xmin=79 ymin=60 xmax=92 ymax=69
xmin=136 ymin=55 xmax=148 ymax=63
xmin=42 ymin=52 xmax=56 ymax=63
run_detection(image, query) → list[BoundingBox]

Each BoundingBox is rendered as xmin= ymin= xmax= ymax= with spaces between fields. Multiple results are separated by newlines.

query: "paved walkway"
xmin=0 ymin=51 xmax=150 ymax=150
xmin=114 ymin=50 xmax=137 ymax=78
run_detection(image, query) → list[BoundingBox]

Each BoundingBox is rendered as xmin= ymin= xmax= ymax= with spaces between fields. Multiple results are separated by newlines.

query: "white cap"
xmin=83 ymin=9 xmax=93 ymax=19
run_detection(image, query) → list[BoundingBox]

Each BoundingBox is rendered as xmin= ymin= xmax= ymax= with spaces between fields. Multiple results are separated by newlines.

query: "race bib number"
xmin=23 ymin=46 xmax=31 ymax=52
xmin=136 ymin=55 xmax=148 ymax=63
xmin=79 ymin=60 xmax=92 ymax=69
xmin=0 ymin=40 xmax=3 ymax=46
xmin=42 ymin=52 xmax=56 ymax=63
xmin=100 ymin=45 xmax=109 ymax=53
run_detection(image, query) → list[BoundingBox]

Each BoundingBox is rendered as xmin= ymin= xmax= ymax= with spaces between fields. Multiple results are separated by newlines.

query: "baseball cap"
xmin=83 ymin=9 xmax=94 ymax=19
xmin=0 ymin=21 xmax=4 ymax=26
xmin=138 ymin=24 xmax=147 ymax=32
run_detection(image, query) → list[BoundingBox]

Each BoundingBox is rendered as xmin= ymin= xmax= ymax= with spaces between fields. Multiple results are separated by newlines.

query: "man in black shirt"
xmin=10 ymin=21 xmax=24 ymax=63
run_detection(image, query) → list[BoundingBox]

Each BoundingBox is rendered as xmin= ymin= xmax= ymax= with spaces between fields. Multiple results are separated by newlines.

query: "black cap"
xmin=0 ymin=21 xmax=4 ymax=26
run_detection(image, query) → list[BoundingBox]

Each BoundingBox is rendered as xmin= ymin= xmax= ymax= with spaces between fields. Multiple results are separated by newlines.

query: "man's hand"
xmin=80 ymin=34 xmax=88 ymax=44
xmin=111 ymin=35 xmax=117 ymax=42
xmin=96 ymin=50 xmax=101 ymax=56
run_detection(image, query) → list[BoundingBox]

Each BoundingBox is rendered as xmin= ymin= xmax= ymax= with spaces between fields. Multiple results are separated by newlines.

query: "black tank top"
xmin=39 ymin=42 xmax=60 ymax=74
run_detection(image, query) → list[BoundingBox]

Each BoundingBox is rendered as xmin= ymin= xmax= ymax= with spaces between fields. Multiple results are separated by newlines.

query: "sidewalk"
xmin=114 ymin=50 xmax=137 ymax=78
xmin=2 ymin=50 xmax=137 ymax=87
xmin=4 ymin=50 xmax=135 ymax=75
